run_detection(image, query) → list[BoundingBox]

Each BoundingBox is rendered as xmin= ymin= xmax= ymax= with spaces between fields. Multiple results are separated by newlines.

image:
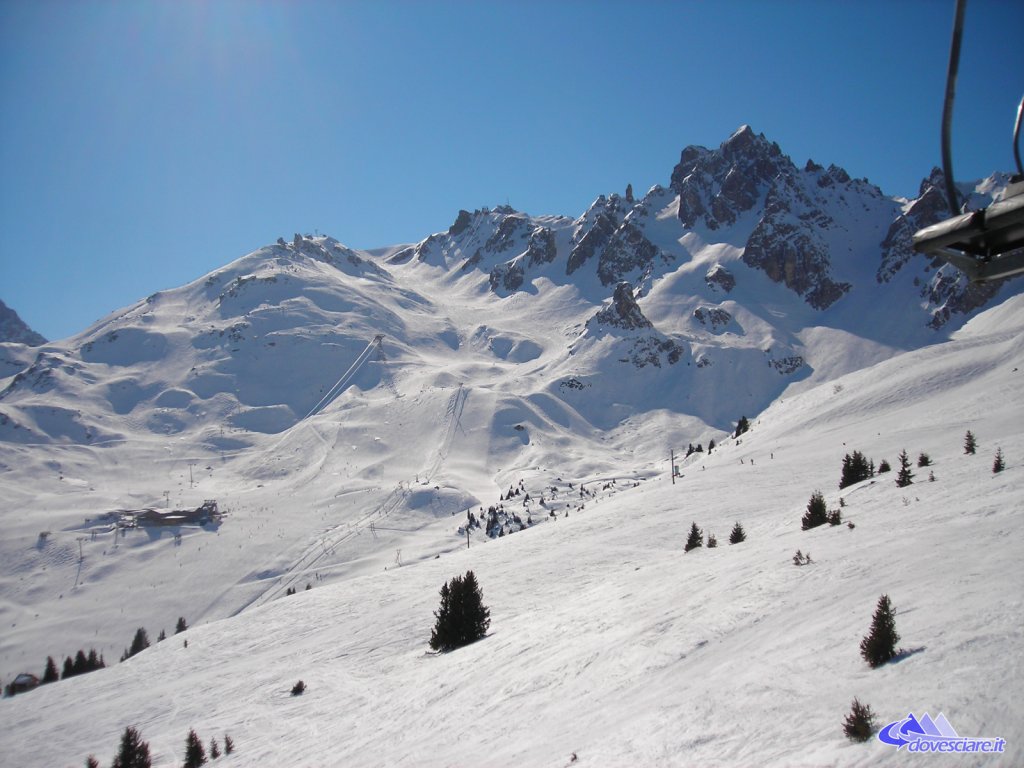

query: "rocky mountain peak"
xmin=0 ymin=299 xmax=47 ymax=346
xmin=670 ymin=125 xmax=794 ymax=230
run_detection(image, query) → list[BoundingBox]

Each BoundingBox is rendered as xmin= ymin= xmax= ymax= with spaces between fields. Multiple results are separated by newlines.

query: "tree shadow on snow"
xmin=890 ymin=646 xmax=927 ymax=665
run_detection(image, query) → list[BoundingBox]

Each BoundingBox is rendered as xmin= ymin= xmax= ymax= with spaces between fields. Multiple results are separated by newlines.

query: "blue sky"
xmin=1 ymin=0 xmax=1022 ymax=341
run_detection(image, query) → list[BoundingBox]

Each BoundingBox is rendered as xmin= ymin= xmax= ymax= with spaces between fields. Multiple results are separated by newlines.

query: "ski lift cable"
xmin=1013 ymin=94 xmax=1023 ymax=178
xmin=940 ymin=0 xmax=967 ymax=214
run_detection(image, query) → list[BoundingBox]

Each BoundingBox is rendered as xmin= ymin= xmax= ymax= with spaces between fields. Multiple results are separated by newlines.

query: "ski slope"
xmin=1 ymin=295 xmax=1021 ymax=767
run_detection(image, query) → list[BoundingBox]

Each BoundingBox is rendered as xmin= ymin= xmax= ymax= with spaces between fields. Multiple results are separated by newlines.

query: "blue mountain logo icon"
xmin=878 ymin=712 xmax=1006 ymax=754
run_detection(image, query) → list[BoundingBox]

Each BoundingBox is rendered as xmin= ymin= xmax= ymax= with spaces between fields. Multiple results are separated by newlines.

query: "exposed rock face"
xmin=488 ymin=261 xmax=525 ymax=293
xmin=485 ymin=215 xmax=530 ymax=253
xmin=449 ymin=209 xmax=473 ymax=236
xmin=670 ymin=125 xmax=789 ymax=230
xmin=705 ymin=265 xmax=735 ymax=293
xmin=374 ymin=126 xmax=1016 ymax=332
xmin=767 ymin=353 xmax=806 ymax=375
xmin=692 ymin=306 xmax=732 ymax=331
xmin=525 ymin=227 xmax=557 ymax=267
xmin=878 ymin=169 xmax=952 ymax=284
xmin=592 ymin=283 xmax=652 ymax=330
xmin=597 ymin=221 xmax=662 ymax=287
xmin=568 ymin=196 xmax=622 ymax=275
xmin=0 ymin=300 xmax=47 ymax=346
xmin=743 ymin=217 xmax=851 ymax=310
xmin=670 ymin=126 xmax=856 ymax=309
xmin=924 ymin=270 xmax=1003 ymax=329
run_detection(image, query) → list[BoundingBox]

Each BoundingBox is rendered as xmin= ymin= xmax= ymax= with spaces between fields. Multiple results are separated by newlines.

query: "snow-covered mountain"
xmin=0 ymin=127 xmax=1021 ymax=766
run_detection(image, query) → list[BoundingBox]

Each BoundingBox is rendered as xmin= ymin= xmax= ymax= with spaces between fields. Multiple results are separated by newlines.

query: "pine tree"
xmin=964 ymin=429 xmax=977 ymax=454
xmin=859 ymin=594 xmax=900 ymax=668
xmin=843 ymin=697 xmax=877 ymax=742
xmin=839 ymin=451 xmax=873 ymax=489
xmin=684 ymin=522 xmax=703 ymax=552
xmin=707 ymin=533 xmax=718 ymax=548
xmin=86 ymin=756 xmax=100 ymax=768
xmin=729 ymin=522 xmax=746 ymax=544
xmin=62 ymin=656 xmax=74 ymax=679
xmin=993 ymin=447 xmax=1005 ymax=473
xmin=734 ymin=416 xmax=750 ymax=437
xmin=895 ymin=450 xmax=914 ymax=488
xmin=176 ymin=617 xmax=188 ymax=634
xmin=183 ymin=728 xmax=207 ymax=768
xmin=877 ymin=459 xmax=891 ymax=474
xmin=111 ymin=726 xmax=151 ymax=768
xmin=801 ymin=491 xmax=828 ymax=530
xmin=209 ymin=737 xmax=220 ymax=759
xmin=223 ymin=734 xmax=234 ymax=755
xmin=124 ymin=628 xmax=150 ymax=660
xmin=429 ymin=570 xmax=491 ymax=652
xmin=42 ymin=655 xmax=59 ymax=683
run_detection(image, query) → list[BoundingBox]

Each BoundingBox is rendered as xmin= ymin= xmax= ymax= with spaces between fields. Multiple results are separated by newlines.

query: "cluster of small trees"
xmin=183 ymin=728 xmax=234 ymax=767
xmin=84 ymin=726 xmax=234 ymax=768
xmin=684 ymin=439 xmax=715 ymax=457
xmin=684 ymin=522 xmax=745 ymax=552
xmin=8 ymin=617 xmax=190 ymax=698
xmin=121 ymin=617 xmax=187 ymax=662
xmin=839 ymin=451 xmax=875 ymax=489
xmin=59 ymin=650 xmax=106 ymax=680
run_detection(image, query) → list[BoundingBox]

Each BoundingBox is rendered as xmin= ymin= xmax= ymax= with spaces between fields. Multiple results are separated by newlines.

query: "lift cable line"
xmin=299 ymin=335 xmax=385 ymax=422
xmin=912 ymin=0 xmax=1024 ymax=282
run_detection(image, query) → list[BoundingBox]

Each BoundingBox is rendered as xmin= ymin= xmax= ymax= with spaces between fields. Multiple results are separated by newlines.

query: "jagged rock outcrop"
xmin=591 ymin=283 xmax=652 ymax=330
xmin=488 ymin=260 xmax=525 ymax=293
xmin=705 ymin=265 xmax=735 ymax=293
xmin=370 ymin=126 xmax=1015 ymax=333
xmin=597 ymin=221 xmax=663 ymax=287
xmin=449 ymin=209 xmax=473 ymax=236
xmin=525 ymin=227 xmax=557 ymax=267
xmin=567 ymin=196 xmax=622 ymax=275
xmin=485 ymin=215 xmax=530 ymax=253
xmin=670 ymin=126 xmax=855 ymax=309
xmin=0 ymin=300 xmax=47 ymax=346
xmin=692 ymin=306 xmax=733 ymax=331
xmin=878 ymin=168 xmax=952 ymax=283
xmin=743 ymin=217 xmax=851 ymax=310
xmin=670 ymin=125 xmax=790 ymax=230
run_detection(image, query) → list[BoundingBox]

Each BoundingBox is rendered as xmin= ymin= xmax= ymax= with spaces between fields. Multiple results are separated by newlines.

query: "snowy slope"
xmin=1 ymin=294 xmax=1021 ymax=767
xmin=0 ymin=126 xmax=1022 ymax=766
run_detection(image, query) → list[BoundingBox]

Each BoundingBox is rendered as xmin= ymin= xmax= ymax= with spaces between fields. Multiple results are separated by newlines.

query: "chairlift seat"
xmin=913 ymin=182 xmax=1024 ymax=282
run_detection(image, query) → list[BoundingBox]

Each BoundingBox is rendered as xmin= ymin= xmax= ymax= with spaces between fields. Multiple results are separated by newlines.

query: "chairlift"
xmin=911 ymin=0 xmax=1024 ymax=282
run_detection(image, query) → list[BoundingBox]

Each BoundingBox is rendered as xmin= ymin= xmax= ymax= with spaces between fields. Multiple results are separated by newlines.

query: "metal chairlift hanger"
xmin=912 ymin=0 xmax=1024 ymax=283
